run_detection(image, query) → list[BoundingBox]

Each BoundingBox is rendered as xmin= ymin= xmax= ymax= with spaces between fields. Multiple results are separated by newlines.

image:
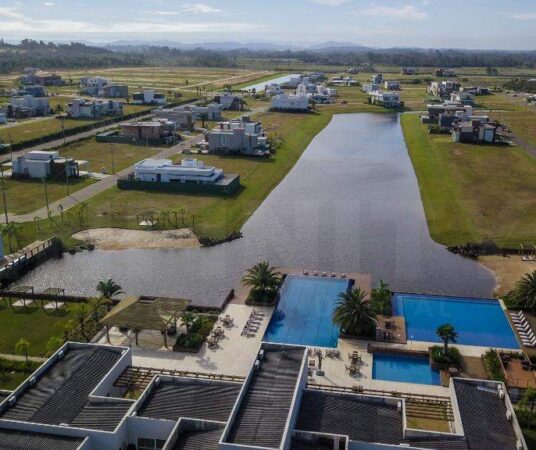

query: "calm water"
xmin=18 ymin=114 xmax=496 ymax=306
xmin=372 ymin=353 xmax=441 ymax=386
xmin=241 ymin=73 xmax=301 ymax=92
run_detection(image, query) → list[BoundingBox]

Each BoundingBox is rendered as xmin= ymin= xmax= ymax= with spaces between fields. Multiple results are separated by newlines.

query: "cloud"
xmin=0 ymin=6 xmax=26 ymax=20
xmin=362 ymin=4 xmax=427 ymax=20
xmin=43 ymin=2 xmax=55 ymax=6
xmin=182 ymin=3 xmax=221 ymax=13
xmin=141 ymin=10 xmax=181 ymax=16
xmin=308 ymin=0 xmax=349 ymax=5
xmin=508 ymin=13 xmax=536 ymax=20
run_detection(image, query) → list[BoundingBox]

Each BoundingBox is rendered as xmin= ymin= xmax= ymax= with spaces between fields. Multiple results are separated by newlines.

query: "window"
xmin=137 ymin=438 xmax=165 ymax=450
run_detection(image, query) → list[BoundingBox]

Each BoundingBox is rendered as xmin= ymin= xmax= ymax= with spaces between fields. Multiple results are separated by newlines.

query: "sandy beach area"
xmin=479 ymin=254 xmax=536 ymax=297
xmin=72 ymin=228 xmax=200 ymax=251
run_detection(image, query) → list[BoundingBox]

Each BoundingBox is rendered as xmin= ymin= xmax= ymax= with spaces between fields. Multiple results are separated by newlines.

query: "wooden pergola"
xmin=5 ymin=285 xmax=34 ymax=309
xmin=100 ymin=296 xmax=191 ymax=349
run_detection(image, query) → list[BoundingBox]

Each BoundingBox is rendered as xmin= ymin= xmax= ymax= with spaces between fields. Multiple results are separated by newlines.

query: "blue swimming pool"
xmin=372 ymin=352 xmax=441 ymax=385
xmin=263 ymin=275 xmax=350 ymax=348
xmin=393 ymin=293 xmax=519 ymax=349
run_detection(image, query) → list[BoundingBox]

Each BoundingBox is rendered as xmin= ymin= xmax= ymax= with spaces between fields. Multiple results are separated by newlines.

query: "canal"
xmin=18 ymin=113 xmax=496 ymax=306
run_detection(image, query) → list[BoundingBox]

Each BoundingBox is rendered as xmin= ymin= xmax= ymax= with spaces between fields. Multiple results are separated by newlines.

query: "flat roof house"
xmin=80 ymin=76 xmax=109 ymax=96
xmin=9 ymin=95 xmax=49 ymax=117
xmin=452 ymin=120 xmax=498 ymax=144
xmin=118 ymin=120 xmax=177 ymax=145
xmin=12 ymin=150 xmax=84 ymax=180
xmin=362 ymin=82 xmax=380 ymax=93
xmin=167 ymin=103 xmax=224 ymax=122
xmin=371 ymin=73 xmax=383 ymax=84
xmin=369 ymin=90 xmax=402 ymax=108
xmin=401 ymin=67 xmax=418 ymax=75
xmin=153 ymin=107 xmax=196 ymax=131
xmin=271 ymin=93 xmax=310 ymax=112
xmin=205 ymin=117 xmax=269 ymax=156
xmin=451 ymin=91 xmax=476 ymax=106
xmin=214 ymin=93 xmax=241 ymax=110
xmin=384 ymin=80 xmax=401 ymax=90
xmin=21 ymin=69 xmax=63 ymax=86
xmin=68 ymin=98 xmax=123 ymax=119
xmin=428 ymin=80 xmax=461 ymax=99
xmin=132 ymin=89 xmax=166 ymax=106
xmin=102 ymin=84 xmax=129 ymax=99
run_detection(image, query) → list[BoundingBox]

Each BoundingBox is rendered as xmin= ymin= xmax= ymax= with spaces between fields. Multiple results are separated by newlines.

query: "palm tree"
xmin=78 ymin=201 xmax=88 ymax=226
xmin=436 ymin=324 xmax=458 ymax=354
xmin=15 ymin=338 xmax=31 ymax=366
xmin=371 ymin=280 xmax=392 ymax=316
xmin=1 ymin=222 xmax=22 ymax=252
xmin=199 ymin=112 xmax=209 ymax=129
xmin=514 ymin=271 xmax=536 ymax=312
xmin=46 ymin=336 xmax=64 ymax=356
xmin=97 ymin=279 xmax=123 ymax=300
xmin=180 ymin=311 xmax=197 ymax=336
xmin=332 ymin=288 xmax=377 ymax=337
xmin=34 ymin=216 xmax=41 ymax=232
xmin=241 ymin=262 xmax=281 ymax=302
xmin=520 ymin=387 xmax=536 ymax=429
xmin=71 ymin=303 xmax=92 ymax=338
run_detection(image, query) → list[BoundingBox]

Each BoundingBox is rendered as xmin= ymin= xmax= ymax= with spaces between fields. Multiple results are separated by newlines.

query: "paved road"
xmin=1 ymin=113 xmax=154 ymax=164
xmin=5 ymin=135 xmax=205 ymax=223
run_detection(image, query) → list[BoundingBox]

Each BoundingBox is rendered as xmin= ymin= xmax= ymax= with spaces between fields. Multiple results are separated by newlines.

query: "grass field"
xmin=0 ymin=303 xmax=74 ymax=356
xmin=401 ymin=113 xmax=536 ymax=248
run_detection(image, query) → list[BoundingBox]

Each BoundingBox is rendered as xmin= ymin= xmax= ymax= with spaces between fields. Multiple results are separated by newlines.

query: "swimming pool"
xmin=263 ymin=275 xmax=350 ymax=348
xmin=393 ymin=293 xmax=519 ymax=349
xmin=372 ymin=352 xmax=441 ymax=385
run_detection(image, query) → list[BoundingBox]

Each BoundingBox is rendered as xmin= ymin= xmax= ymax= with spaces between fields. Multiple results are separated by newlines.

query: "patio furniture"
xmin=332 ymin=349 xmax=341 ymax=358
xmin=313 ymin=271 xmax=319 ymax=276
xmin=309 ymin=360 xmax=316 ymax=368
xmin=321 ymin=272 xmax=327 ymax=277
xmin=448 ymin=367 xmax=460 ymax=376
xmin=303 ymin=270 xmax=309 ymax=275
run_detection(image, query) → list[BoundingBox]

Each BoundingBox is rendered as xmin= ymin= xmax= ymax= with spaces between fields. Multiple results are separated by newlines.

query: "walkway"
xmin=5 ymin=135 xmax=205 ymax=223
xmin=0 ymin=353 xmax=47 ymax=363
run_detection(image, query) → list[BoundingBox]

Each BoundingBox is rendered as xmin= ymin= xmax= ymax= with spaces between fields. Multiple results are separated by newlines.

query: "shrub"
xmin=483 ymin=349 xmax=505 ymax=382
xmin=0 ymin=358 xmax=40 ymax=373
xmin=175 ymin=333 xmax=204 ymax=349
xmin=191 ymin=316 xmax=217 ymax=336
xmin=430 ymin=345 xmax=462 ymax=366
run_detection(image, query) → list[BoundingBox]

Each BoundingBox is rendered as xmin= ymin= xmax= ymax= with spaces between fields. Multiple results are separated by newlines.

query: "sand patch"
xmin=73 ymin=228 xmax=200 ymax=251
xmin=479 ymin=255 xmax=536 ymax=296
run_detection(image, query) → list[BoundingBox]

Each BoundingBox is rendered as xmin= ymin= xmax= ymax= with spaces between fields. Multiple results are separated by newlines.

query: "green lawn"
xmin=0 ymin=303 xmax=74 ymax=356
xmin=401 ymin=113 xmax=536 ymax=248
xmin=522 ymin=427 xmax=536 ymax=449
xmin=0 ymin=371 xmax=29 ymax=390
xmin=0 ymin=117 xmax=95 ymax=144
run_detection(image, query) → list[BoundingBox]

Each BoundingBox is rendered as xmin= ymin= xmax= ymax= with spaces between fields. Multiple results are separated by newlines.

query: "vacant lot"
xmin=402 ymin=113 xmax=536 ymax=248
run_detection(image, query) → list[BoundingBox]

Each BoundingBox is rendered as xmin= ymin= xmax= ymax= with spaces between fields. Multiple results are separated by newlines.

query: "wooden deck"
xmin=376 ymin=315 xmax=407 ymax=344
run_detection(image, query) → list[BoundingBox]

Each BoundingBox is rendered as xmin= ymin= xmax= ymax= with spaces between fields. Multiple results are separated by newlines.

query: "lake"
xmin=18 ymin=113 xmax=495 ymax=306
xmin=240 ymin=73 xmax=301 ymax=92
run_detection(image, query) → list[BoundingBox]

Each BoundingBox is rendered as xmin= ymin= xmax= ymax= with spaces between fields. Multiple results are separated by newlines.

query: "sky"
xmin=0 ymin=0 xmax=535 ymax=50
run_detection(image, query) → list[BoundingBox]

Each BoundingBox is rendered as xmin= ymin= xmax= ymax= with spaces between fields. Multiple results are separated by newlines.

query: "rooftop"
xmin=0 ymin=429 xmax=85 ymax=450
xmin=172 ymin=424 xmax=224 ymax=450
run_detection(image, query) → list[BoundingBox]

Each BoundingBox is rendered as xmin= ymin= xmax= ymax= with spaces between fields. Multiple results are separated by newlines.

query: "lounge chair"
xmin=511 ymin=310 xmax=524 ymax=318
xmin=512 ymin=317 xmax=528 ymax=325
xmin=516 ymin=323 xmax=531 ymax=332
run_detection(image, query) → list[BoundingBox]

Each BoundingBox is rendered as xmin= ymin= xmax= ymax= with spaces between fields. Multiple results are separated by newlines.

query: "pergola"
xmin=100 ymin=296 xmax=191 ymax=348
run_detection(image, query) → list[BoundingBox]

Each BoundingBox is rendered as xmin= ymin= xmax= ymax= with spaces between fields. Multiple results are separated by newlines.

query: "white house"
xmin=384 ymin=81 xmax=400 ymax=90
xmin=9 ymin=95 xmax=49 ymax=117
xmin=134 ymin=158 xmax=225 ymax=184
xmin=132 ymin=89 xmax=166 ymax=105
xmin=362 ymin=83 xmax=380 ymax=93
xmin=68 ymin=98 xmax=123 ymax=118
xmin=369 ymin=90 xmax=401 ymax=108
xmin=451 ymin=91 xmax=475 ymax=106
xmin=12 ymin=150 xmax=83 ymax=179
xmin=271 ymin=93 xmax=309 ymax=111
xmin=205 ymin=117 xmax=269 ymax=156
xmin=214 ymin=93 xmax=241 ymax=110
xmin=166 ymin=103 xmax=224 ymax=122
xmin=329 ymin=76 xmax=357 ymax=86
xmin=80 ymin=76 xmax=109 ymax=96
xmin=371 ymin=73 xmax=383 ymax=84
xmin=264 ymin=83 xmax=284 ymax=96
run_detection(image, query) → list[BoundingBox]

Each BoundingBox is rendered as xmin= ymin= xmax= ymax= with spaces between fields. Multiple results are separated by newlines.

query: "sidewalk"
xmin=0 ymin=353 xmax=47 ymax=363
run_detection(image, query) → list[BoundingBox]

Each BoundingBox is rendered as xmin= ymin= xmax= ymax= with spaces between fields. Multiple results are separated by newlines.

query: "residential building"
xmin=80 ymin=76 xmax=109 ymax=96
xmin=296 ymin=82 xmax=317 ymax=96
xmin=205 ymin=116 xmax=269 ymax=156
xmin=0 ymin=112 xmax=6 ymax=125
xmin=132 ymin=89 xmax=166 ymax=105
xmin=12 ymin=150 xmax=83 ymax=179
xmin=271 ymin=93 xmax=310 ymax=111
xmin=348 ymin=67 xmax=359 ymax=74
xmin=20 ymin=69 xmax=63 ymax=86
xmin=214 ymin=93 xmax=241 ymax=110
xmin=308 ymin=72 xmax=326 ymax=82
xmin=428 ymin=80 xmax=461 ymax=99
xmin=434 ymin=68 xmax=456 ymax=77
xmin=67 ymin=98 xmax=123 ymax=119
xmin=0 ymin=341 xmax=526 ymax=450
xmin=401 ymin=67 xmax=418 ymax=75
xmin=116 ymin=120 xmax=177 ymax=145
xmin=384 ymin=80 xmax=401 ymax=90
xmin=451 ymin=91 xmax=476 ymax=106
xmin=452 ymin=121 xmax=499 ymax=144
xmin=285 ymin=75 xmax=303 ymax=88
xmin=9 ymin=95 xmax=49 ymax=117
xmin=133 ymin=158 xmax=225 ymax=184
xmin=328 ymin=76 xmax=357 ymax=86
xmin=362 ymin=82 xmax=380 ymax=93
xmin=102 ymin=84 xmax=129 ymax=98
xmin=371 ymin=73 xmax=383 ymax=84
xmin=153 ymin=107 xmax=195 ymax=131
xmin=460 ymin=86 xmax=490 ymax=96
xmin=163 ymin=103 xmax=224 ymax=122
xmin=264 ymin=83 xmax=284 ymax=96
xmin=12 ymin=85 xmax=47 ymax=97
xmin=369 ymin=90 xmax=402 ymax=108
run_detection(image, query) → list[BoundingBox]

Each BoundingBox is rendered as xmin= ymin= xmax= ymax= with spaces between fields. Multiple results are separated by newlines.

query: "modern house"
xmin=428 ymin=80 xmax=461 ymax=99
xmin=119 ymin=157 xmax=240 ymax=194
xmin=9 ymin=95 xmax=49 ymax=117
xmin=362 ymin=82 xmax=380 ymax=93
xmin=153 ymin=107 xmax=195 ymax=131
xmin=296 ymin=82 xmax=317 ymax=96
xmin=20 ymin=69 xmax=63 ymax=86
xmin=68 ymin=98 xmax=123 ymax=119
xmin=118 ymin=120 xmax=177 ymax=145
xmin=102 ymin=84 xmax=129 ymax=98
xmin=132 ymin=89 xmax=166 ymax=105
xmin=384 ymin=80 xmax=401 ymax=90
xmin=214 ymin=93 xmax=241 ymax=110
xmin=369 ymin=91 xmax=402 ymax=108
xmin=167 ymin=103 xmax=224 ymax=122
xmin=265 ymin=83 xmax=284 ymax=96
xmin=205 ymin=117 xmax=269 ymax=156
xmin=435 ymin=68 xmax=456 ymax=77
xmin=271 ymin=93 xmax=310 ymax=112
xmin=12 ymin=85 xmax=47 ymax=97
xmin=371 ymin=73 xmax=383 ymax=84
xmin=328 ymin=76 xmax=357 ymax=86
xmin=0 ymin=341 xmax=527 ymax=450
xmin=80 ymin=76 xmax=109 ymax=96
xmin=401 ymin=67 xmax=418 ymax=75
xmin=451 ymin=91 xmax=475 ymax=106
xmin=452 ymin=121 xmax=499 ymax=144
xmin=12 ymin=150 xmax=84 ymax=179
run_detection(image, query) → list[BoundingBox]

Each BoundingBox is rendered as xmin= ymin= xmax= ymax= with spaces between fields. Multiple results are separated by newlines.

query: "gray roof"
xmin=0 ymin=429 xmax=85 ymax=450
xmin=226 ymin=346 xmax=304 ymax=448
xmin=295 ymin=390 xmax=404 ymax=445
xmin=453 ymin=379 xmax=519 ymax=450
xmin=138 ymin=379 xmax=241 ymax=422
xmin=173 ymin=426 xmax=224 ymax=450
xmin=1 ymin=346 xmax=128 ymax=431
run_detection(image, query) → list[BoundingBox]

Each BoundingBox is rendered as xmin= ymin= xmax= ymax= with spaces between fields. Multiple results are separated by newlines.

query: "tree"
xmin=513 ymin=271 xmax=536 ymax=312
xmin=97 ymin=278 xmax=124 ymax=300
xmin=71 ymin=303 xmax=92 ymax=338
xmin=34 ymin=216 xmax=41 ymax=232
xmin=371 ymin=280 xmax=392 ymax=316
xmin=332 ymin=287 xmax=377 ymax=336
xmin=1 ymin=222 xmax=22 ymax=252
xmin=199 ymin=112 xmax=209 ymax=129
xmin=78 ymin=201 xmax=88 ymax=226
xmin=55 ymin=104 xmax=64 ymax=114
xmin=180 ymin=311 xmax=197 ymax=336
xmin=46 ymin=336 xmax=63 ymax=356
xmin=520 ymin=387 xmax=536 ymax=429
xmin=241 ymin=262 xmax=281 ymax=302
xmin=15 ymin=338 xmax=31 ymax=366
xmin=436 ymin=324 xmax=458 ymax=354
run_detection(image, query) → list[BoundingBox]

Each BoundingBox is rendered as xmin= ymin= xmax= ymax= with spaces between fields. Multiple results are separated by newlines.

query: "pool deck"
xmin=279 ymin=268 xmax=372 ymax=296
